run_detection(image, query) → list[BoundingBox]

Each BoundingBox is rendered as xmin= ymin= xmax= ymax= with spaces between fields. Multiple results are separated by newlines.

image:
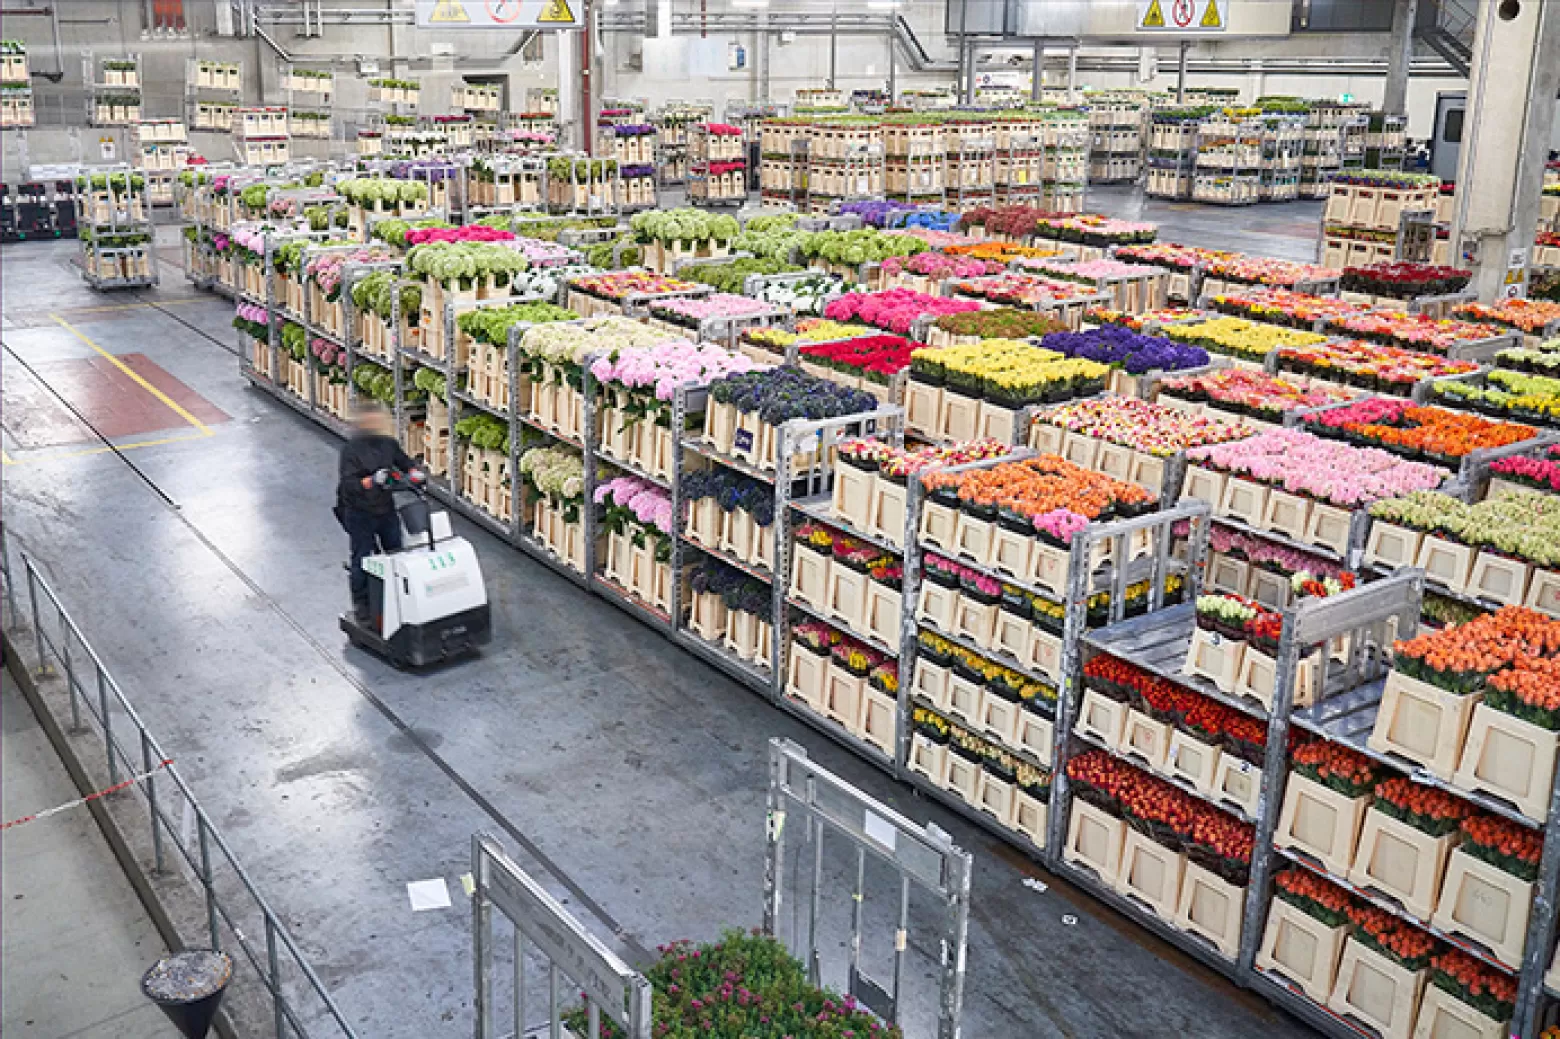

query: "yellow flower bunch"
xmin=844 ymin=647 xmax=872 ymax=672
xmin=1166 ymin=316 xmax=1326 ymax=361
xmin=916 ymin=338 xmax=1108 ymax=402
xmin=1031 ymin=595 xmax=1066 ymax=621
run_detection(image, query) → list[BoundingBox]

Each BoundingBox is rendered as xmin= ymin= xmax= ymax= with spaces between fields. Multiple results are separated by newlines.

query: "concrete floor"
xmin=0 ymin=193 xmax=1326 ymax=1039
xmin=1 ymin=672 xmax=176 ymax=1038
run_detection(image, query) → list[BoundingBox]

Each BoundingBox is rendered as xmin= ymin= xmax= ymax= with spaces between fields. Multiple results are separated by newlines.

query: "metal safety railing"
xmin=0 ymin=525 xmax=359 ymax=1039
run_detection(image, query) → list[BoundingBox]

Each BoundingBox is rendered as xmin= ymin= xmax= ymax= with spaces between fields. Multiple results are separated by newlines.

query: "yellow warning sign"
xmin=1141 ymin=0 xmax=1166 ymax=27
xmin=1201 ymin=0 xmax=1222 ymax=28
xmin=428 ymin=0 xmax=470 ymax=21
xmin=537 ymin=0 xmax=574 ymax=22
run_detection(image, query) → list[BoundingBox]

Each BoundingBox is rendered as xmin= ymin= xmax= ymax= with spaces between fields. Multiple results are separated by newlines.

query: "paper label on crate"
xmin=863 ymin=810 xmax=897 ymax=852
xmin=1235 ymin=759 xmax=1254 ymax=775
xmin=733 ymin=429 xmax=755 ymax=453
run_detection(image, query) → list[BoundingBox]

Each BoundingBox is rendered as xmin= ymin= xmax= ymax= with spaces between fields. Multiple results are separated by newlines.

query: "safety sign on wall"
xmin=1138 ymin=0 xmax=1226 ymax=32
xmin=414 ymin=0 xmax=580 ymax=30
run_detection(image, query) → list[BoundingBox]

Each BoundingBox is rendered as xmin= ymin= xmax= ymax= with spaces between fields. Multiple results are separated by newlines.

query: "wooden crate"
xmin=1074 ymin=688 xmax=1128 ymax=749
xmin=911 ymin=658 xmax=950 ymax=711
xmin=1167 ymin=730 xmax=1222 ymax=795
xmin=907 ymin=733 xmax=949 ymax=786
xmin=1410 ymin=984 xmax=1507 ymax=1039
xmin=831 ymin=464 xmax=877 ymax=533
xmin=690 ymin=589 xmax=729 ymax=644
xmin=916 ymin=581 xmax=959 ymax=633
xmin=1431 ymin=846 xmax=1533 ymax=969
xmin=1275 ymin=772 xmax=1370 ymax=877
xmin=1367 ymin=670 xmax=1483 ymax=780
xmin=919 ymin=499 xmax=959 ymax=554
xmin=1121 ymin=709 xmax=1173 ymax=771
xmin=952 ymin=513 xmax=994 ymax=567
xmin=1183 ymin=627 xmax=1245 ymax=695
xmin=1453 ymin=703 xmax=1557 ymax=823
xmin=1326 ymin=937 xmax=1426 ymax=1039
xmin=1347 ymin=807 xmax=1457 ymax=922
xmin=1258 ymin=897 xmax=1350 ymax=1004
xmin=862 ymin=581 xmax=902 ymax=651
xmin=825 ymin=563 xmax=870 ymax=632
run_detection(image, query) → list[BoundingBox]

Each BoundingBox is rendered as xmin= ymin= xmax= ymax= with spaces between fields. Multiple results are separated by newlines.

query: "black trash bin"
xmin=141 ymin=949 xmax=233 ymax=1039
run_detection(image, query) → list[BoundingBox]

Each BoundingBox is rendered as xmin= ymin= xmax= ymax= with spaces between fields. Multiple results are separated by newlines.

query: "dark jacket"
xmin=338 ymin=432 xmax=416 ymax=516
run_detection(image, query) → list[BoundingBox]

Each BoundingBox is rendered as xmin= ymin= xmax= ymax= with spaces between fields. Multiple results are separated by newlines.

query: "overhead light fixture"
xmin=867 ymin=0 xmax=902 ymax=8
xmin=732 ymin=0 xmax=770 ymax=7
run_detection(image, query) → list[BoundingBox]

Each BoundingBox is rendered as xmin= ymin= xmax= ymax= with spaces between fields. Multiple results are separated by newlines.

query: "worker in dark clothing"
xmin=337 ymin=401 xmax=424 ymax=623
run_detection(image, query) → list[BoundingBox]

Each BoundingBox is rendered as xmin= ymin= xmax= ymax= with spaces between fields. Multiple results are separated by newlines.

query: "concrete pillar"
xmin=1450 ymin=0 xmax=1560 ymax=301
xmin=887 ymin=32 xmax=895 ymax=104
xmin=1383 ymin=0 xmax=1418 ymax=116
xmin=758 ymin=15 xmax=769 ymax=101
xmin=1031 ymin=39 xmax=1043 ymax=102
xmin=1066 ymin=44 xmax=1078 ymax=104
xmin=556 ymin=29 xmax=579 ymax=150
xmin=1176 ymin=40 xmax=1188 ymax=103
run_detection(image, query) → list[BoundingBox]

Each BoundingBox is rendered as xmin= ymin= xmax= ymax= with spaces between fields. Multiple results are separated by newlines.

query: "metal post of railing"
xmin=266 ymin=916 xmax=285 ymax=1039
xmin=1 ymin=525 xmax=17 ymax=625
xmin=199 ymin=818 xmax=220 ymax=950
xmin=97 ymin=668 xmax=119 ymax=784
xmin=27 ymin=566 xmax=47 ymax=678
xmin=141 ymin=729 xmax=165 ymax=874
xmin=59 ymin=611 xmax=81 ymax=733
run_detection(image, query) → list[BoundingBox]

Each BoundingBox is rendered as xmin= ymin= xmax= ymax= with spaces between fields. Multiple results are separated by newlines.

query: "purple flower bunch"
xmin=689 ymin=559 xmax=769 ymax=615
xmin=1041 ymin=327 xmax=1209 ymax=376
xmin=612 ymin=123 xmax=656 ymax=136
xmin=619 ymin=164 xmax=656 ymax=180
xmin=709 ymin=367 xmax=879 ymax=424
xmin=839 ymin=200 xmax=919 ymax=228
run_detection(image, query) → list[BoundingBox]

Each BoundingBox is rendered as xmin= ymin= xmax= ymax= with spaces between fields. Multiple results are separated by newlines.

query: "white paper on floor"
xmin=1061 ymin=914 xmax=1077 ymax=926
xmin=407 ymin=878 xmax=452 ymax=912
xmin=459 ymin=872 xmax=475 ymax=897
xmin=1022 ymin=878 xmax=1048 ymax=894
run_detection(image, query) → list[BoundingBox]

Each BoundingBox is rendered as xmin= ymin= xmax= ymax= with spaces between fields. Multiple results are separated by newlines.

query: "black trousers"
xmin=345 ymin=508 xmax=403 ymax=605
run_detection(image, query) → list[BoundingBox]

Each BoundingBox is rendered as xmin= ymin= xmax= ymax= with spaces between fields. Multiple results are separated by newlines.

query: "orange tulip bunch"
xmin=1486 ymin=656 xmax=1560 ymax=731
xmin=943 ymin=454 xmax=1154 ymax=523
xmin=1393 ymin=606 xmax=1560 ymax=696
xmin=1274 ymin=867 xmax=1354 ymax=927
xmin=1292 ymin=740 xmax=1378 ymax=799
xmin=1431 ymin=949 xmax=1517 ymax=1023
xmin=1372 ymin=776 xmax=1473 ymax=837
xmin=1460 ymin=814 xmax=1543 ymax=882
xmin=1347 ymin=904 xmax=1438 ymax=971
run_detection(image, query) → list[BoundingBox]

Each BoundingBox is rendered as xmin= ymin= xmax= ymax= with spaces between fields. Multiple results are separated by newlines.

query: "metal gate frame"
xmin=472 ymin=834 xmax=652 ymax=1039
xmin=764 ymin=737 xmax=973 ymax=1039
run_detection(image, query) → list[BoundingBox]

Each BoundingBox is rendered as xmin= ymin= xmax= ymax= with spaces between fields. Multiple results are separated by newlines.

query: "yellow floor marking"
xmin=2 ymin=430 xmax=211 ymax=466
xmin=50 ymin=314 xmax=212 ymax=435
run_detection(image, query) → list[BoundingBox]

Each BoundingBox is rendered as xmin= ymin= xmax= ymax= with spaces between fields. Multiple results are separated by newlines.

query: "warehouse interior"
xmin=3 ymin=2 xmax=1560 ymax=1038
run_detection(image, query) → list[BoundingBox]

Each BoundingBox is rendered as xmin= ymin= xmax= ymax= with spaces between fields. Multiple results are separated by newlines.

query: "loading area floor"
xmin=0 ymin=195 xmax=1324 ymax=1039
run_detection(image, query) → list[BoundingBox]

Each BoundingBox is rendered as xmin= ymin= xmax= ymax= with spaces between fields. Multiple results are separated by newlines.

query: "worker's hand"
xmin=407 ymin=468 xmax=426 ymax=486
xmin=372 ymin=468 xmax=392 ymax=487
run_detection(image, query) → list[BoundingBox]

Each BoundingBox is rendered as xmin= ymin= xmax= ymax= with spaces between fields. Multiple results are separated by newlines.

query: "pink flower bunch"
xmin=823 ymin=289 xmax=981 ymax=335
xmin=306 ymin=247 xmax=397 ymax=296
xmin=1187 ymin=428 xmax=1444 ymax=508
xmin=235 ymin=302 xmax=268 ymax=323
xmin=1210 ymin=523 xmax=1349 ymax=579
xmin=404 ymin=225 xmax=515 ymax=246
xmin=594 ymin=475 xmax=655 ymax=506
xmin=513 ymin=237 xmax=576 ymax=266
xmin=1034 ymin=508 xmax=1089 ymax=543
xmin=212 ymin=231 xmax=231 ymax=252
xmin=627 ymin=484 xmax=674 ymax=535
xmin=590 ymin=340 xmax=757 ymax=401
xmin=705 ymin=123 xmax=743 ymax=136
xmin=1019 ymin=257 xmax=1162 ymax=280
xmin=232 ymin=226 xmax=266 ymax=255
xmin=969 ymin=572 xmax=1002 ymax=597
xmin=310 ymin=337 xmax=343 ymax=367
xmin=881 ymin=252 xmax=1003 ymax=280
xmin=651 ymin=294 xmax=773 ymax=321
xmin=899 ymin=229 xmax=979 ymax=249
xmin=706 ymin=160 xmax=747 ymax=175
xmin=1307 ymin=396 xmax=1405 ymax=430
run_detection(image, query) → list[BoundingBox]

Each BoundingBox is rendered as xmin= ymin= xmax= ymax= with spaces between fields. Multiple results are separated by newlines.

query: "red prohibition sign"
xmin=1172 ymin=0 xmax=1194 ymax=26
xmin=487 ymin=0 xmax=522 ymax=22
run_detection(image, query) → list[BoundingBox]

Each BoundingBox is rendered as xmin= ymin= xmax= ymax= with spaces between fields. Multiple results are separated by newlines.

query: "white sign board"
xmin=1138 ymin=0 xmax=1227 ymax=32
xmin=413 ymin=0 xmax=581 ymax=30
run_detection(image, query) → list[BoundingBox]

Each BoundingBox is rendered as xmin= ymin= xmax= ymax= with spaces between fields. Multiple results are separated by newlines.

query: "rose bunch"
xmin=1304 ymin=399 xmax=1537 ymax=460
xmin=878 ymin=251 xmax=1004 ymax=280
xmin=1325 ymin=309 xmax=1504 ymax=353
xmin=1340 ymin=262 xmax=1471 ymax=299
xmin=1292 ymin=740 xmax=1378 ymax=798
xmin=911 ymin=339 xmax=1108 ymax=406
xmin=1017 ymin=257 xmax=1164 ymax=283
xmin=823 ymin=289 xmax=981 ymax=335
xmin=1038 ymin=397 xmax=1252 ymax=458
xmin=1209 ymin=286 xmax=1373 ymax=329
xmin=649 ymin=293 xmax=775 ymax=324
xmin=1455 ymin=298 xmax=1560 ymax=335
xmin=1160 ymin=368 xmax=1354 ymax=419
xmin=1490 ymin=445 xmax=1560 ymax=493
xmin=1115 ymin=242 xmax=1235 ymax=272
xmin=950 ymin=272 xmax=1100 ymax=308
xmin=569 ymin=271 xmax=702 ymax=301
xmin=932 ymin=308 xmax=1068 ymax=341
xmin=1278 ymin=338 xmax=1478 ymax=395
xmin=1187 ymin=428 xmax=1444 ymax=508
xmin=1372 ymin=776 xmax=1472 ymax=837
xmin=1390 ymin=606 xmax=1560 ymax=695
xmin=943 ymin=241 xmax=1061 ymax=263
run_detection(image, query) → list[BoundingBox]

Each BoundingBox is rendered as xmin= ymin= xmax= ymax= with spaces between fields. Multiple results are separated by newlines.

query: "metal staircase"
xmin=1416 ymin=0 xmax=1476 ymax=77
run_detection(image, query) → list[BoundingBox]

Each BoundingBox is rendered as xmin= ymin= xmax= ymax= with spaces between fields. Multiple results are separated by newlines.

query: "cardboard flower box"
xmin=1116 ymin=828 xmax=1187 ymax=920
xmin=907 ymin=732 xmax=948 ymax=785
xmin=1173 ymin=862 xmax=1244 ymax=960
xmin=911 ymin=658 xmax=950 ymax=710
xmin=1261 ymin=488 xmax=1313 ymax=541
xmin=919 ymin=498 xmax=960 ymax=554
xmin=1219 ymin=477 xmax=1269 ymax=528
xmin=1453 ymin=703 xmax=1557 ymax=823
xmin=1121 ymin=709 xmax=1173 ymax=771
xmin=952 ymin=512 xmax=994 ymax=566
xmin=1467 ymin=552 xmax=1531 ymax=607
xmin=977 ymin=768 xmax=1017 ymax=826
xmin=1061 ymin=431 xmax=1100 ymax=470
xmin=1183 ymin=627 xmax=1245 ymax=695
xmin=905 ymin=380 xmax=942 ymax=439
xmin=993 ymin=609 xmax=1032 ymax=662
xmin=938 ymin=391 xmax=981 ymax=443
xmin=1275 ymin=772 xmax=1371 ymax=877
xmin=1209 ymin=554 xmax=1251 ymax=596
xmin=823 ymin=663 xmax=866 ymax=730
xmin=862 ymin=580 xmax=902 ymax=650
xmin=1365 ymin=520 xmax=1425 ymax=573
xmin=1415 ymin=534 xmax=1476 ymax=593
xmin=786 ymin=643 xmax=828 ymax=710
xmin=703 ymin=400 xmax=738 ymax=454
xmin=944 ymin=749 xmax=983 ymax=804
xmin=1527 ymin=567 xmax=1560 ymax=618
xmin=826 ymin=563 xmax=870 ymax=631
xmin=1367 ymin=670 xmax=1483 ymax=781
xmin=1065 ymin=799 xmax=1127 ymax=885
xmin=1182 ymin=464 xmax=1226 ymax=509
xmin=788 ymin=544 xmax=831 ymax=611
xmin=1347 ymin=808 xmax=1457 ymax=922
xmin=989 ymin=525 xmax=1033 ymax=581
xmin=954 ymin=595 xmax=1000 ymax=650
xmin=945 ymin=671 xmax=984 ymax=728
xmin=916 ymin=580 xmax=960 ymax=633
xmin=831 ymin=464 xmax=877 ymax=533
xmin=1305 ymin=501 xmax=1357 ymax=558
xmin=1167 ymin=730 xmax=1223 ymax=796
xmin=979 ymin=692 xmax=1021 ymax=748
xmin=1130 ymin=452 xmax=1171 ymax=499
xmin=870 ymin=478 xmax=909 ymax=549
xmin=1247 ymin=567 xmax=1292 ymax=611
xmin=1258 ymin=896 xmax=1350 ymax=1003
xmin=1236 ymin=645 xmax=1318 ymax=712
xmin=1326 ymin=937 xmax=1426 ymax=1039
xmin=1431 ymin=846 xmax=1533 ymax=969
xmin=860 ymin=686 xmax=897 ymax=756
xmin=1027 ymin=541 xmax=1072 ymax=598
xmin=1410 ymin=983 xmax=1506 ymax=1039
xmin=1075 ymin=687 xmax=1129 ymax=750
xmin=1016 ymin=709 xmax=1054 ymax=766
xmin=1012 ymin=788 xmax=1048 ymax=847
